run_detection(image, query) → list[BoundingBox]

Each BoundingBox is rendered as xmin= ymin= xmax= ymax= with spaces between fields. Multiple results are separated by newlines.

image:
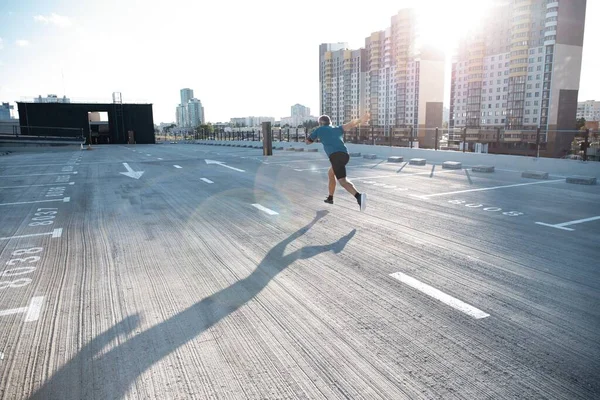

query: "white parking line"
xmin=0 ymin=172 xmax=78 ymax=178
xmin=352 ymin=170 xmax=456 ymax=181
xmin=200 ymin=178 xmax=214 ymax=184
xmin=0 ymin=197 xmax=70 ymax=206
xmin=158 ymin=158 xmax=163 ymax=160
xmin=0 ymin=228 xmax=63 ymax=241
xmin=24 ymin=296 xmax=45 ymax=322
xmin=390 ymin=272 xmax=490 ymax=319
xmin=173 ymin=165 xmax=182 ymax=169
xmin=0 ymin=182 xmax=75 ymax=189
xmin=252 ymin=204 xmax=279 ymax=215
xmin=418 ymin=179 xmax=564 ymax=199
xmin=535 ymin=216 xmax=600 ymax=232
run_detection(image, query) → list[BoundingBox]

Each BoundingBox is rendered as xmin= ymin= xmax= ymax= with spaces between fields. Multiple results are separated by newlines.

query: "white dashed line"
xmin=24 ymin=296 xmax=45 ymax=322
xmin=252 ymin=204 xmax=279 ymax=215
xmin=390 ymin=272 xmax=490 ymax=319
xmin=200 ymin=178 xmax=214 ymax=184
xmin=173 ymin=165 xmax=182 ymax=169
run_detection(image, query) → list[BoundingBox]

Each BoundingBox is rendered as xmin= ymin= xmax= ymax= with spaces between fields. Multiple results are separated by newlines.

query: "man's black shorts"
xmin=329 ymin=151 xmax=350 ymax=179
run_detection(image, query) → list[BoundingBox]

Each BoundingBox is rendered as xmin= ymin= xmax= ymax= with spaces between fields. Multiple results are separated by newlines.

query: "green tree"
xmin=576 ymin=117 xmax=586 ymax=130
xmin=301 ymin=120 xmax=319 ymax=129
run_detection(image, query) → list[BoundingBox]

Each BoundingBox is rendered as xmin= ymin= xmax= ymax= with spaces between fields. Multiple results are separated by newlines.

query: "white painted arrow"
xmin=120 ymin=163 xmax=144 ymax=179
xmin=205 ymin=159 xmax=245 ymax=172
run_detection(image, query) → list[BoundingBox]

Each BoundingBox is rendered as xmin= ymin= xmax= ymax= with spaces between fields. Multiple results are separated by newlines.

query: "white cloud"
xmin=34 ymin=13 xmax=72 ymax=28
xmin=16 ymin=40 xmax=30 ymax=47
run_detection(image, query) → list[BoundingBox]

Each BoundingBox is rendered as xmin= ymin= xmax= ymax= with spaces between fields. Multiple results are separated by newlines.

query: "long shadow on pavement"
xmin=30 ymin=210 xmax=355 ymax=399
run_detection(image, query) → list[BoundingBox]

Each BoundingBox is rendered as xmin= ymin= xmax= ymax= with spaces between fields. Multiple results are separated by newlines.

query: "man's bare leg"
xmin=338 ymin=177 xmax=358 ymax=196
xmin=328 ymin=167 xmax=336 ymax=196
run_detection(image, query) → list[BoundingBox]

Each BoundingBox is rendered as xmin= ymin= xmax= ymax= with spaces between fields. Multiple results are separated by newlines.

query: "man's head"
xmin=318 ymin=115 xmax=331 ymax=126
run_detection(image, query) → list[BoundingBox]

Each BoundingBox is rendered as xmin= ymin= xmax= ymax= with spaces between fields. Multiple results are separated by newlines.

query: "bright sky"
xmin=0 ymin=0 xmax=598 ymax=124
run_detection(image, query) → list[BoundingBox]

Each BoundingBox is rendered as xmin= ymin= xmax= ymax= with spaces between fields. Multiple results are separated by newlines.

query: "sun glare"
xmin=416 ymin=0 xmax=495 ymax=54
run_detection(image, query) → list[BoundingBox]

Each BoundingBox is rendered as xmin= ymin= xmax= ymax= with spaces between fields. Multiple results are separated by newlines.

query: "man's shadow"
xmin=30 ymin=210 xmax=355 ymax=399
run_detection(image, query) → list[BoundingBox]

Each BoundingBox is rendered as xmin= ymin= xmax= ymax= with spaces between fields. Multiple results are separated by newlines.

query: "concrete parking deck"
xmin=0 ymin=143 xmax=599 ymax=399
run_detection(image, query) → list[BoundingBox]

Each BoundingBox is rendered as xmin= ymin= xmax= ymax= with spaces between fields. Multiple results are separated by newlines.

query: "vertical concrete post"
xmin=435 ymin=127 xmax=439 ymax=151
xmin=262 ymin=121 xmax=272 ymax=156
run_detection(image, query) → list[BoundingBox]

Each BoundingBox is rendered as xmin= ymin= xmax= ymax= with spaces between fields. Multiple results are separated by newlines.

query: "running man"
xmin=306 ymin=113 xmax=370 ymax=211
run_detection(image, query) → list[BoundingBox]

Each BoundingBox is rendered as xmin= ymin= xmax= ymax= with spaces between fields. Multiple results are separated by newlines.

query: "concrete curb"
xmin=349 ymin=152 xmax=362 ymax=157
xmin=409 ymin=158 xmax=427 ymax=166
xmin=566 ymin=176 xmax=597 ymax=185
xmin=363 ymin=154 xmax=377 ymax=160
xmin=522 ymin=171 xmax=549 ymax=179
xmin=442 ymin=161 xmax=462 ymax=170
xmin=388 ymin=156 xmax=404 ymax=163
xmin=472 ymin=165 xmax=495 ymax=173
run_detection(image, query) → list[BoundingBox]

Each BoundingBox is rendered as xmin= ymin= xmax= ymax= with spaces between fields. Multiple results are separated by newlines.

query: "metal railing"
xmin=0 ymin=125 xmax=85 ymax=142
xmin=185 ymin=126 xmax=599 ymax=161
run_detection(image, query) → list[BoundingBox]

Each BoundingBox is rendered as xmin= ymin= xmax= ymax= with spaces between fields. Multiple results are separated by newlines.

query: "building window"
xmin=533 ymin=117 xmax=538 ymax=123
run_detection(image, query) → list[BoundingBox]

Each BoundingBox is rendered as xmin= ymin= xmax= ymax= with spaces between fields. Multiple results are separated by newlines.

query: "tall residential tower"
xmin=450 ymin=0 xmax=587 ymax=155
xmin=319 ymin=9 xmax=445 ymax=147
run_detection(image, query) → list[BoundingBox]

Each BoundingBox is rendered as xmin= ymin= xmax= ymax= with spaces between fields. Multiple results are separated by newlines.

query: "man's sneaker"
xmin=324 ymin=196 xmax=333 ymax=204
xmin=357 ymin=193 xmax=367 ymax=211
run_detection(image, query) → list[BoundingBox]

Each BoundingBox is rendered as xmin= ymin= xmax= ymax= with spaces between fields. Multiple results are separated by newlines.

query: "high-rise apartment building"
xmin=577 ymin=100 xmax=600 ymax=122
xmin=319 ymin=43 xmax=365 ymax=126
xmin=187 ymin=98 xmax=205 ymax=127
xmin=176 ymin=105 xmax=187 ymax=127
xmin=180 ymin=88 xmax=194 ymax=106
xmin=176 ymin=88 xmax=205 ymax=128
xmin=450 ymin=0 xmax=587 ymax=155
xmin=319 ymin=9 xmax=445 ymax=147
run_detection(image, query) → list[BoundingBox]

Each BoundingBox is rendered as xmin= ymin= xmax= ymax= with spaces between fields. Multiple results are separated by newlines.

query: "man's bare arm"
xmin=342 ymin=112 xmax=371 ymax=132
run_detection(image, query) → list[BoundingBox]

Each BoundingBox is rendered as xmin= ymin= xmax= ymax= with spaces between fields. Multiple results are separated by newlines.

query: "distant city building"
xmin=176 ymin=105 xmax=187 ymax=127
xmin=180 ymin=88 xmax=194 ymax=106
xmin=279 ymin=104 xmax=317 ymax=127
xmin=34 ymin=94 xmax=70 ymax=103
xmin=577 ymin=100 xmax=600 ymax=122
xmin=319 ymin=9 xmax=445 ymax=147
xmin=175 ymin=88 xmax=205 ymax=128
xmin=0 ymin=102 xmax=14 ymax=120
xmin=187 ymin=98 xmax=205 ymax=127
xmin=450 ymin=0 xmax=587 ymax=132
xmin=229 ymin=116 xmax=275 ymax=127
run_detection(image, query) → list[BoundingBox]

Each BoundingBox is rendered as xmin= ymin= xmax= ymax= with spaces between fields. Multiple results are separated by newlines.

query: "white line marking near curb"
xmin=535 ymin=215 xmax=600 ymax=231
xmin=0 ymin=182 xmax=75 ymax=189
xmin=158 ymin=158 xmax=163 ymax=160
xmin=24 ymin=297 xmax=44 ymax=322
xmin=0 ymin=229 xmax=63 ymax=241
xmin=418 ymin=179 xmax=564 ymax=199
xmin=252 ymin=204 xmax=279 ymax=215
xmin=0 ymin=172 xmax=78 ymax=178
xmin=352 ymin=170 xmax=456 ymax=181
xmin=200 ymin=178 xmax=214 ymax=184
xmin=390 ymin=272 xmax=490 ymax=319
xmin=173 ymin=165 xmax=182 ymax=169
xmin=0 ymin=198 xmax=70 ymax=206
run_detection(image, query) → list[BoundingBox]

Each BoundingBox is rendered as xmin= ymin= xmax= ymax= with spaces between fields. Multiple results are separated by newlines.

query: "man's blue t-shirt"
xmin=309 ymin=125 xmax=348 ymax=157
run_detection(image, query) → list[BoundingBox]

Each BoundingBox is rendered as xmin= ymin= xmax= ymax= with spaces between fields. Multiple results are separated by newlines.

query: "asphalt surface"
xmin=0 ymin=143 xmax=599 ymax=399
